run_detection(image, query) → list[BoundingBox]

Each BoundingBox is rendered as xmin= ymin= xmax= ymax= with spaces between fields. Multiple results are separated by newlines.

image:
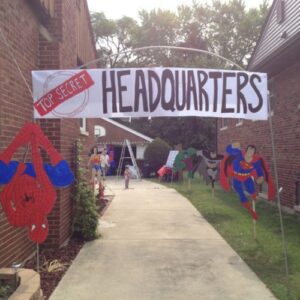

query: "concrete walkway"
xmin=49 ymin=179 xmax=275 ymax=300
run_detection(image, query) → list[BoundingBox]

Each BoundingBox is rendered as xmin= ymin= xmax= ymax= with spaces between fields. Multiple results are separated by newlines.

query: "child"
xmin=100 ymin=149 xmax=110 ymax=180
xmin=124 ymin=166 xmax=131 ymax=189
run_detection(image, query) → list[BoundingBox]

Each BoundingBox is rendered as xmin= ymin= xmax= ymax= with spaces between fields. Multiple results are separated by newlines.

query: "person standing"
xmin=124 ymin=166 xmax=130 ymax=189
xmin=100 ymin=149 xmax=109 ymax=180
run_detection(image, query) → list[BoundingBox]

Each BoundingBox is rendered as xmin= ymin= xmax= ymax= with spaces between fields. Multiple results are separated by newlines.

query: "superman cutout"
xmin=220 ymin=143 xmax=275 ymax=220
xmin=0 ymin=123 xmax=74 ymax=243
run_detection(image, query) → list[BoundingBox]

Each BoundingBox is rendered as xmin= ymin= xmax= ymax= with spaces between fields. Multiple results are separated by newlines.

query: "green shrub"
xmin=144 ymin=138 xmax=171 ymax=175
xmin=0 ymin=284 xmax=14 ymax=299
xmin=72 ymin=140 xmax=99 ymax=241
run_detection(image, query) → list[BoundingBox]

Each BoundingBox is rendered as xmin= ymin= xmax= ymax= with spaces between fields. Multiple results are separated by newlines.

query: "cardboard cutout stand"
xmin=0 ymin=123 xmax=74 ymax=244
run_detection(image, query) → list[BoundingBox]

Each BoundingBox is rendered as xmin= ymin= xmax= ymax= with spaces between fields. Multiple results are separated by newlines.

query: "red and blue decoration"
xmin=174 ymin=148 xmax=197 ymax=179
xmin=220 ymin=143 xmax=275 ymax=220
xmin=0 ymin=123 xmax=74 ymax=243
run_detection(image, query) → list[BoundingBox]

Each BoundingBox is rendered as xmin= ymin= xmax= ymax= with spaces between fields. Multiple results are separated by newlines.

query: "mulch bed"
xmin=24 ymin=196 xmax=112 ymax=299
xmin=24 ymin=237 xmax=85 ymax=300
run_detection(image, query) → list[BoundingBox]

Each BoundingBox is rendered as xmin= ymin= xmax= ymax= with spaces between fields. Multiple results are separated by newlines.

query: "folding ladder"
xmin=117 ymin=139 xmax=141 ymax=179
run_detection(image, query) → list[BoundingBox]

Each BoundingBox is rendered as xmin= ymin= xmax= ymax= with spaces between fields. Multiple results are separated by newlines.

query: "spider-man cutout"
xmin=0 ymin=123 xmax=74 ymax=243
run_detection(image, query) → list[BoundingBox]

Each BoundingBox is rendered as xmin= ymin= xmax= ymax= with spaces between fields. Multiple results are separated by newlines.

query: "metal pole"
xmin=252 ymin=200 xmax=257 ymax=240
xmin=77 ymin=45 xmax=244 ymax=70
xmin=267 ymin=94 xmax=290 ymax=281
xmin=36 ymin=244 xmax=40 ymax=273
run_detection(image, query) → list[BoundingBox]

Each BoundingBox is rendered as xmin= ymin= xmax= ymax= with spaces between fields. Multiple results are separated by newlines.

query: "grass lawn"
xmin=157 ymin=176 xmax=300 ymax=300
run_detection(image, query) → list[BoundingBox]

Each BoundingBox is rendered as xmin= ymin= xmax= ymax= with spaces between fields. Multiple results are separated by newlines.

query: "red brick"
xmin=0 ymin=0 xmax=96 ymax=267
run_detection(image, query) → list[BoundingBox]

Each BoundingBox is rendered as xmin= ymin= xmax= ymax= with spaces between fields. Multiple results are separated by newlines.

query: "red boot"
xmin=242 ymin=202 xmax=258 ymax=220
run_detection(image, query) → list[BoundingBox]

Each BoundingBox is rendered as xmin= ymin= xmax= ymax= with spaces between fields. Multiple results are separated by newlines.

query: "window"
xmin=220 ymin=118 xmax=228 ymax=130
xmin=267 ymin=79 xmax=276 ymax=118
xmin=294 ymin=181 xmax=300 ymax=211
xmin=76 ymin=0 xmax=81 ymax=10
xmin=80 ymin=118 xmax=89 ymax=135
xmin=258 ymin=182 xmax=269 ymax=199
xmin=236 ymin=119 xmax=243 ymax=127
xmin=296 ymin=182 xmax=300 ymax=205
xmin=39 ymin=0 xmax=55 ymax=17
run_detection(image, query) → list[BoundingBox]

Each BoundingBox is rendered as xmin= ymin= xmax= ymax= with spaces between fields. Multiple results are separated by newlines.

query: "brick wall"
xmin=218 ymin=61 xmax=300 ymax=208
xmin=38 ymin=0 xmax=97 ymax=247
xmin=0 ymin=0 xmax=39 ymax=268
xmin=0 ymin=0 xmax=96 ymax=266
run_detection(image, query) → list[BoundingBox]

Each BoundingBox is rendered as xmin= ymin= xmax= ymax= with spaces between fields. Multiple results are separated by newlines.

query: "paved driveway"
xmin=50 ymin=179 xmax=275 ymax=300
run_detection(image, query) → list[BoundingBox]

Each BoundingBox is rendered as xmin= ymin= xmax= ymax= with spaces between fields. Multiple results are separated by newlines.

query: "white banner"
xmin=32 ymin=67 xmax=268 ymax=120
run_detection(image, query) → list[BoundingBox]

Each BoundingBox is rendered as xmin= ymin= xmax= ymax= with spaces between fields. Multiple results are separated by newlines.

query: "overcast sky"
xmin=87 ymin=0 xmax=271 ymax=20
